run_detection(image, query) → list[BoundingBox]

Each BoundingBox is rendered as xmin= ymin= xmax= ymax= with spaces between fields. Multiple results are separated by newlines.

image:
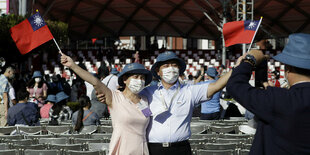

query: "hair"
xmin=4 ymin=66 xmax=15 ymax=73
xmin=75 ymin=95 xmax=91 ymax=132
xmin=285 ymin=65 xmax=310 ymax=76
xmin=272 ymin=70 xmax=280 ymax=79
xmin=16 ymin=88 xmax=29 ymax=102
xmin=51 ymin=99 xmax=67 ymax=118
xmin=27 ymin=77 xmax=44 ymax=88
xmin=97 ymin=63 xmax=109 ymax=79
xmin=188 ymin=75 xmax=193 ymax=80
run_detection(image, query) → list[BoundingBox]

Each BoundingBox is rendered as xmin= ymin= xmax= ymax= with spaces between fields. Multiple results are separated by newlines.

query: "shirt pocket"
xmin=173 ymin=100 xmax=190 ymax=116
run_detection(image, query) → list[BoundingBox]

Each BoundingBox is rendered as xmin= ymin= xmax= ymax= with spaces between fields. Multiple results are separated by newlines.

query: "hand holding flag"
xmin=10 ymin=12 xmax=54 ymax=55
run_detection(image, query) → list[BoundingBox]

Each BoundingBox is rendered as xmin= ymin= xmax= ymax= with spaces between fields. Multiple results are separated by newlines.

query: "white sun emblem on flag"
xmin=33 ymin=15 xmax=44 ymax=27
xmin=248 ymin=21 xmax=256 ymax=29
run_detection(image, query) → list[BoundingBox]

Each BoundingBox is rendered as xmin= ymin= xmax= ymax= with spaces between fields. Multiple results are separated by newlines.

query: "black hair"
xmin=286 ymin=65 xmax=310 ymax=76
xmin=272 ymin=70 xmax=280 ymax=79
xmin=51 ymin=99 xmax=67 ymax=118
xmin=75 ymin=95 xmax=91 ymax=132
xmin=27 ymin=77 xmax=44 ymax=88
xmin=16 ymin=88 xmax=29 ymax=102
xmin=97 ymin=63 xmax=110 ymax=79
xmin=188 ymin=75 xmax=193 ymax=80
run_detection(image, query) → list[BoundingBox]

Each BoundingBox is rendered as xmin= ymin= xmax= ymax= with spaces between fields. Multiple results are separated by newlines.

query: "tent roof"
xmin=34 ymin=0 xmax=310 ymax=40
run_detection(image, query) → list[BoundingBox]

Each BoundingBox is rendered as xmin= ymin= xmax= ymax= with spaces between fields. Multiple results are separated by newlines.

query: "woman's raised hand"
xmin=60 ymin=51 xmax=75 ymax=68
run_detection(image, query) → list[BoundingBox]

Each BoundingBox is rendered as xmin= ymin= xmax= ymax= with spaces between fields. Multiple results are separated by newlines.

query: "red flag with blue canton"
xmin=10 ymin=12 xmax=54 ymax=55
xmin=223 ymin=20 xmax=259 ymax=47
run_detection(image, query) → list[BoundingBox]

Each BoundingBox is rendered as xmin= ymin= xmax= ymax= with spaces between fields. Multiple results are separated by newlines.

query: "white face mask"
xmin=35 ymin=77 xmax=41 ymax=83
xmin=161 ymin=67 xmax=179 ymax=84
xmin=128 ymin=78 xmax=145 ymax=94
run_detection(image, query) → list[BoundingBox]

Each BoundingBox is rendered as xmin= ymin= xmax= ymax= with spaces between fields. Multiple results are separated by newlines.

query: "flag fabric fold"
xmin=223 ymin=20 xmax=260 ymax=47
xmin=10 ymin=12 xmax=54 ymax=55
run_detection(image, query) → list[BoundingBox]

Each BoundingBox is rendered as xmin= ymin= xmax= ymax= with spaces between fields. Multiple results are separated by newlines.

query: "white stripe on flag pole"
xmin=53 ymin=38 xmax=61 ymax=51
xmin=246 ymin=17 xmax=263 ymax=53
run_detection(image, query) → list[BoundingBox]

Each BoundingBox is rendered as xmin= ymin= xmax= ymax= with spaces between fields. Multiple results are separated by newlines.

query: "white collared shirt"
xmin=140 ymin=81 xmax=209 ymax=143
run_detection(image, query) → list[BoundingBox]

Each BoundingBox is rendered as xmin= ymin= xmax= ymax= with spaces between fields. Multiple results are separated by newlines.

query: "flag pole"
xmin=53 ymin=38 xmax=64 ymax=55
xmin=246 ymin=16 xmax=263 ymax=53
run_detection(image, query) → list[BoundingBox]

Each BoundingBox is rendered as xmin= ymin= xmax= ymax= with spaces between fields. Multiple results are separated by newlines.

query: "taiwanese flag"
xmin=10 ymin=12 xmax=54 ymax=55
xmin=223 ymin=20 xmax=260 ymax=47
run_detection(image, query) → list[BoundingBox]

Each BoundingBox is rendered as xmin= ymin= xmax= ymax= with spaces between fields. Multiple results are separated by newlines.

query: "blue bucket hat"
xmin=151 ymin=51 xmax=186 ymax=79
xmin=206 ymin=67 xmax=218 ymax=79
xmin=46 ymin=95 xmax=56 ymax=103
xmin=110 ymin=68 xmax=119 ymax=75
xmin=273 ymin=33 xmax=310 ymax=70
xmin=118 ymin=63 xmax=152 ymax=87
xmin=32 ymin=71 xmax=42 ymax=78
xmin=56 ymin=91 xmax=69 ymax=103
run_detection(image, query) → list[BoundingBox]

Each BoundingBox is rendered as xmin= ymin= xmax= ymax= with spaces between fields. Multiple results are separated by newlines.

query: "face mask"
xmin=35 ymin=77 xmax=41 ymax=83
xmin=128 ymin=78 xmax=145 ymax=94
xmin=161 ymin=67 xmax=179 ymax=84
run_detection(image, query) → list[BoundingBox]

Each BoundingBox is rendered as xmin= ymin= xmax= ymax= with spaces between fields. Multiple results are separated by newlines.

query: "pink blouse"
xmin=27 ymin=83 xmax=48 ymax=99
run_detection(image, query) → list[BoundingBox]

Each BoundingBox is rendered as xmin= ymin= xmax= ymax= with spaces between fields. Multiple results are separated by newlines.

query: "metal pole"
xmin=222 ymin=0 xmax=227 ymax=66
xmin=222 ymin=17 xmax=226 ymax=66
xmin=242 ymin=0 xmax=247 ymax=54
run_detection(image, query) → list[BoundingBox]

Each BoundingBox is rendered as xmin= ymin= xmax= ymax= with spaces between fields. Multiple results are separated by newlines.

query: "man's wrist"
xmin=243 ymin=59 xmax=255 ymax=66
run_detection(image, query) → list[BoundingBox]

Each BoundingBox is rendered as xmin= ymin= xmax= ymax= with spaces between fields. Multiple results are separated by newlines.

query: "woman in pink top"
xmin=40 ymin=94 xmax=56 ymax=118
xmin=61 ymin=52 xmax=152 ymax=155
xmin=27 ymin=71 xmax=48 ymax=107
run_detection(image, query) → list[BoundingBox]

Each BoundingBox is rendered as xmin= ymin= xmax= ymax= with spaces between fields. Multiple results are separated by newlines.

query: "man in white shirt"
xmin=139 ymin=51 xmax=241 ymax=155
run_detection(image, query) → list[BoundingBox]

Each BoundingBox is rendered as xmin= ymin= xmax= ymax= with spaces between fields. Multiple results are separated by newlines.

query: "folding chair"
xmin=215 ymin=138 xmax=247 ymax=144
xmin=39 ymin=138 xmax=69 ymax=145
xmin=0 ymin=143 xmax=10 ymax=150
xmin=0 ymin=149 xmax=19 ymax=155
xmin=99 ymin=120 xmax=112 ymax=126
xmin=239 ymin=149 xmax=250 ymax=155
xmin=97 ymin=126 xmax=113 ymax=133
xmin=24 ymin=149 xmax=61 ymax=155
xmin=25 ymin=134 xmax=55 ymax=139
xmin=218 ymin=134 xmax=254 ymax=139
xmin=191 ymin=124 xmax=206 ymax=134
xmin=11 ymin=144 xmax=47 ymax=150
xmin=17 ymin=126 xmax=43 ymax=135
xmin=79 ymin=125 xmax=98 ymax=134
xmin=5 ymin=139 xmax=37 ymax=145
xmin=209 ymin=126 xmax=238 ymax=134
xmin=0 ymin=135 xmax=23 ymax=142
xmin=191 ymin=134 xmax=218 ymax=140
xmin=203 ymin=143 xmax=237 ymax=150
xmin=189 ymin=139 xmax=208 ymax=144
xmin=73 ymin=138 xmax=105 ymax=144
xmin=66 ymin=150 xmax=106 ymax=155
xmin=0 ymin=126 xmax=17 ymax=135
xmin=46 ymin=126 xmax=72 ymax=134
xmin=196 ymin=149 xmax=234 ymax=155
xmin=91 ymin=133 xmax=112 ymax=140
xmin=49 ymin=144 xmax=84 ymax=151
xmin=59 ymin=134 xmax=89 ymax=139
xmin=87 ymin=143 xmax=109 ymax=151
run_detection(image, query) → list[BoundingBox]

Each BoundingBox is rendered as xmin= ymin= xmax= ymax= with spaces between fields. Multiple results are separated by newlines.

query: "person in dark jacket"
xmin=226 ymin=33 xmax=310 ymax=154
xmin=7 ymin=88 xmax=39 ymax=126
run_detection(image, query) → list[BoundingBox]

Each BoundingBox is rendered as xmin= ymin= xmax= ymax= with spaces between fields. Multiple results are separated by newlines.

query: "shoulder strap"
xmin=106 ymin=75 xmax=114 ymax=87
xmin=82 ymin=111 xmax=93 ymax=122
